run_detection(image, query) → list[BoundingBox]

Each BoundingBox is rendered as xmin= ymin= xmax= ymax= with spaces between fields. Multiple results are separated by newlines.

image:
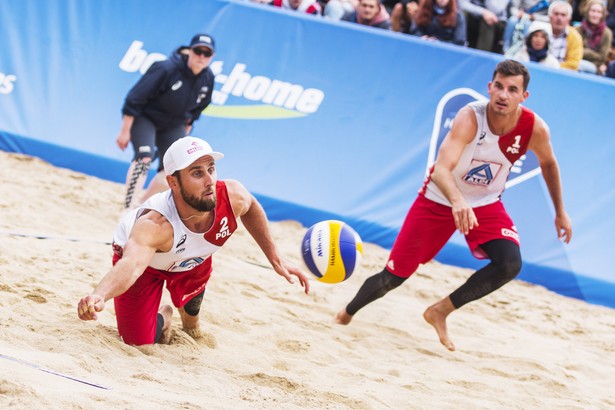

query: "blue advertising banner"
xmin=1 ymin=0 xmax=614 ymax=308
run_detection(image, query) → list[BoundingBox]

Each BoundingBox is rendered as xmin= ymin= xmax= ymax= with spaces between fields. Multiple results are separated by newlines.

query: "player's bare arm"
xmin=528 ymin=115 xmax=572 ymax=243
xmin=226 ymin=179 xmax=310 ymax=294
xmin=430 ymin=106 xmax=480 ymax=235
xmin=77 ymin=212 xmax=174 ymax=320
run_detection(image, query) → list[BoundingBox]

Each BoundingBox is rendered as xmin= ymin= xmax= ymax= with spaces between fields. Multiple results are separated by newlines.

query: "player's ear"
xmin=166 ymin=174 xmax=178 ymax=188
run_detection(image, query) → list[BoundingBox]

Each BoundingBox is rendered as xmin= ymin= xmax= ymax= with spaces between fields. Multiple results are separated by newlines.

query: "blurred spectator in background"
xmin=569 ymin=0 xmax=590 ymax=24
xmin=606 ymin=0 xmax=615 ymax=60
xmin=342 ymin=0 xmax=392 ymax=29
xmin=569 ymin=0 xmax=584 ymax=23
xmin=408 ymin=0 xmax=467 ymax=45
xmin=271 ymin=0 xmax=322 ymax=15
xmin=512 ymin=22 xmax=561 ymax=66
xmin=324 ymin=0 xmax=358 ymax=19
xmin=382 ymin=0 xmax=404 ymax=13
xmin=391 ymin=0 xmax=420 ymax=32
xmin=502 ymin=0 xmax=551 ymax=55
xmin=462 ymin=0 xmax=511 ymax=52
xmin=548 ymin=0 xmax=583 ymax=69
xmin=568 ymin=0 xmax=614 ymax=25
xmin=575 ymin=0 xmax=613 ymax=74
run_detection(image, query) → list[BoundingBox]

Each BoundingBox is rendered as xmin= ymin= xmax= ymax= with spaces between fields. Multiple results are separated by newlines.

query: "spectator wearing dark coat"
xmin=409 ymin=0 xmax=467 ymax=45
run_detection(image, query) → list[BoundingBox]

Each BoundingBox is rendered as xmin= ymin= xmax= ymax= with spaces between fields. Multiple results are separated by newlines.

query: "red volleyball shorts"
xmin=111 ymin=253 xmax=212 ymax=345
xmin=386 ymin=194 xmax=520 ymax=278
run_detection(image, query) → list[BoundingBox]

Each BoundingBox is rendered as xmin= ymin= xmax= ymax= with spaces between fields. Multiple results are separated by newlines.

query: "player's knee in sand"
xmin=178 ymin=290 xmax=204 ymax=337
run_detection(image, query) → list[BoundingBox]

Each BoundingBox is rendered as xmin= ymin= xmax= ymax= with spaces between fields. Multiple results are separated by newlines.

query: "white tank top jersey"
xmin=112 ymin=181 xmax=237 ymax=272
xmin=422 ymin=101 xmax=535 ymax=208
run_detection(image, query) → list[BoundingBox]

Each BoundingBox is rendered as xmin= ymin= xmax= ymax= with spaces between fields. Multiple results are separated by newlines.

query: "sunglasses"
xmin=192 ymin=48 xmax=213 ymax=57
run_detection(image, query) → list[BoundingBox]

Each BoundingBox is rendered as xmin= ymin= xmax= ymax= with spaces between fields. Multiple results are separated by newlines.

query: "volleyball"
xmin=301 ymin=220 xmax=363 ymax=284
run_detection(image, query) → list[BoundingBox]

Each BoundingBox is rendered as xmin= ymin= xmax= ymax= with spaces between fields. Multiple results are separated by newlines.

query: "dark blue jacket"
xmin=122 ymin=47 xmax=214 ymax=128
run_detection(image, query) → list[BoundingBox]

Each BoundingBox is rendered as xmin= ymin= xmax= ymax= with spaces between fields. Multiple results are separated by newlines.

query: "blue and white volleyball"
xmin=301 ymin=220 xmax=363 ymax=284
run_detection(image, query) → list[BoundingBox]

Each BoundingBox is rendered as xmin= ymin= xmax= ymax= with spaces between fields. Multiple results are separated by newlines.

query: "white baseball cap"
xmin=163 ymin=136 xmax=224 ymax=176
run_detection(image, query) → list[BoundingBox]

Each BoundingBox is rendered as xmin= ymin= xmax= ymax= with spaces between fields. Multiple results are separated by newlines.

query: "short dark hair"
xmin=492 ymin=59 xmax=530 ymax=91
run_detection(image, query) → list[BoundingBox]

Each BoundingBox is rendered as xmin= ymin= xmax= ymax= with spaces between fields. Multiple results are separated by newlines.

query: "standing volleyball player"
xmin=335 ymin=59 xmax=572 ymax=351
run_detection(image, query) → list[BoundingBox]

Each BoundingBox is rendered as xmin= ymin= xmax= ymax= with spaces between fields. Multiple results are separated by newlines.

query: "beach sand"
xmin=1 ymin=151 xmax=614 ymax=409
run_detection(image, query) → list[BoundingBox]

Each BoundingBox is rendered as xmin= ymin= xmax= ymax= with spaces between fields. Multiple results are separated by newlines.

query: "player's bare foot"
xmin=334 ymin=309 xmax=353 ymax=325
xmin=158 ymin=305 xmax=173 ymax=344
xmin=423 ymin=298 xmax=456 ymax=351
xmin=179 ymin=307 xmax=202 ymax=338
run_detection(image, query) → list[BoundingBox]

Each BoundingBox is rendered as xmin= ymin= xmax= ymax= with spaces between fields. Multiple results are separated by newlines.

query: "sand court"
xmin=1 ymin=151 xmax=614 ymax=409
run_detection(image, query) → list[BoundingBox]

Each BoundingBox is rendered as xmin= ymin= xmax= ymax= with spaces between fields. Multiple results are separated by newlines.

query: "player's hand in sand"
xmin=77 ymin=294 xmax=105 ymax=321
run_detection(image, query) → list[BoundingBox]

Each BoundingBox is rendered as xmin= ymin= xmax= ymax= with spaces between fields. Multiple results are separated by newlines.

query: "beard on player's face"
xmin=177 ymin=174 xmax=216 ymax=212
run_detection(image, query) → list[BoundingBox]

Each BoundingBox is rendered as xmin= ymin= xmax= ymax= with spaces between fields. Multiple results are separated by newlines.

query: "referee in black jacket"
xmin=116 ymin=33 xmax=216 ymax=210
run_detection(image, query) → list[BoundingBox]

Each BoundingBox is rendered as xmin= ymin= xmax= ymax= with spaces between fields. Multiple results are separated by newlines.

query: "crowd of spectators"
xmin=248 ymin=0 xmax=615 ymax=78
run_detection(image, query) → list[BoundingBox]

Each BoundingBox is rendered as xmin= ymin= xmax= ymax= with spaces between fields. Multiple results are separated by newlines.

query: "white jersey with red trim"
xmin=422 ymin=101 xmax=535 ymax=207
xmin=112 ymin=180 xmax=238 ymax=272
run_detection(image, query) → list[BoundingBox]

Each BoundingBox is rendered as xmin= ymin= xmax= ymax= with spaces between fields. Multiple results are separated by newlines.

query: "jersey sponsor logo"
xmin=477 ymin=131 xmax=486 ymax=146
xmin=427 ymin=88 xmax=541 ymax=189
xmin=171 ymin=80 xmax=183 ymax=91
xmin=501 ymin=228 xmax=519 ymax=242
xmin=176 ymin=234 xmax=187 ymax=248
xmin=463 ymin=160 xmax=502 ymax=186
xmin=118 ymin=41 xmax=325 ymax=120
xmin=169 ymin=257 xmax=205 ymax=272
xmin=0 ymin=71 xmax=17 ymax=95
